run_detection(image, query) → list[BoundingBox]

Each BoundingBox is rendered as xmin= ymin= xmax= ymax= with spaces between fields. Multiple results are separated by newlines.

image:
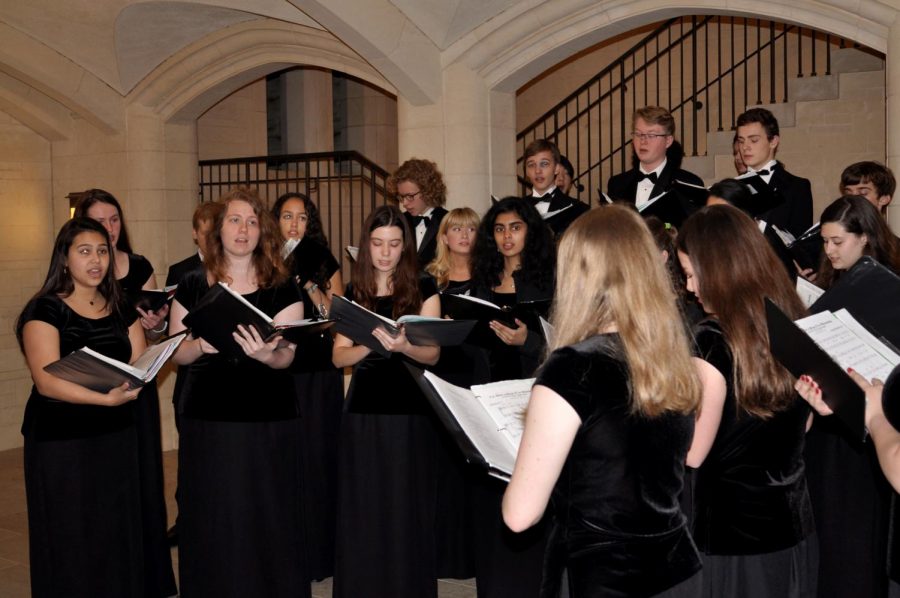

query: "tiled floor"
xmin=0 ymin=447 xmax=477 ymax=597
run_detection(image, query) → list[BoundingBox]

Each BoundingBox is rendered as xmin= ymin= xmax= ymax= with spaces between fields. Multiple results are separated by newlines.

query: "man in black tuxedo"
xmin=162 ymin=200 xmax=220 ymax=546
xmin=523 ymin=139 xmax=589 ymax=237
xmin=606 ymin=106 xmax=705 ymax=227
xmin=165 ymin=201 xmax=221 ymax=288
xmin=388 ymin=158 xmax=449 ymax=269
xmin=735 ymin=107 xmax=813 ymax=239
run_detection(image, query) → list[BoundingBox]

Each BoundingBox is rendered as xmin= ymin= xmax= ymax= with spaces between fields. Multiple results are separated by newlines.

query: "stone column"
xmin=887 ymin=22 xmax=900 ymax=234
xmin=283 ymin=68 xmax=334 ymax=154
xmin=396 ymin=64 xmax=517 ymax=214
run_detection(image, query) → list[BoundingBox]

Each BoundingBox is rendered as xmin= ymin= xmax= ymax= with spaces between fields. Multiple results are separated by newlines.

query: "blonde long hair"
xmin=551 ymin=206 xmax=700 ymax=416
xmin=425 ymin=207 xmax=480 ymax=289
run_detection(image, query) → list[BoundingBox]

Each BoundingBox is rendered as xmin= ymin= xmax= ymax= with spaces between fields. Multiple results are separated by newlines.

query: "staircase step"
xmin=830 ymin=47 xmax=885 ymax=74
xmin=838 ymin=70 xmax=886 ymax=100
xmin=789 ymin=74 xmax=839 ymax=102
xmin=748 ymin=102 xmax=795 ymax=128
xmin=682 ymin=155 xmax=716 ymax=181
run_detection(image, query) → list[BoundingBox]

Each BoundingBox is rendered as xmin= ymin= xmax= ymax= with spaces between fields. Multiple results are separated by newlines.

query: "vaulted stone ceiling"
xmin=0 ymin=0 xmax=322 ymax=94
xmin=387 ymin=0 xmax=527 ymax=49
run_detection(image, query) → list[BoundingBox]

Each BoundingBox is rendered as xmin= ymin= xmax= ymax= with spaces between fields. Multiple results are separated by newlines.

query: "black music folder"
xmin=765 ymin=299 xmax=866 ymax=441
xmin=811 ymin=256 xmax=900 ymax=349
xmin=440 ymin=293 xmax=551 ymax=347
xmin=330 ymin=295 xmax=476 ymax=358
xmin=407 ymin=365 xmax=532 ymax=481
xmin=733 ymin=172 xmax=786 ymax=218
xmin=44 ymin=332 xmax=186 ymax=392
xmin=182 ymin=282 xmax=333 ymax=358
xmin=636 ymin=180 xmax=705 ymax=227
xmin=135 ymin=285 xmax=177 ymax=313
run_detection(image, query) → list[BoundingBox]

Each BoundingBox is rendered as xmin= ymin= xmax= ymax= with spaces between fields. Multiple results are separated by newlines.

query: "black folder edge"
xmin=405 ymin=364 xmax=507 ymax=480
xmin=44 ymin=330 xmax=188 ymax=393
xmin=135 ymin=288 xmax=176 ymax=313
xmin=275 ymin=320 xmax=335 ymax=345
xmin=324 ymin=295 xmax=392 ymax=357
xmin=765 ymin=298 xmax=866 ymax=441
xmin=181 ymin=284 xmax=277 ymax=358
xmin=440 ymin=294 xmax=550 ymax=347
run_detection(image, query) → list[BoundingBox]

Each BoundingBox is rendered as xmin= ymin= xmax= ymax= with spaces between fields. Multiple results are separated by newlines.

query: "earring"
xmin=63 ymin=266 xmax=68 ymax=275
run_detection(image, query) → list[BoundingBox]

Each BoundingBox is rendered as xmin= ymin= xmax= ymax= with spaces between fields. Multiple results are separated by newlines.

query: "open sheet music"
xmin=44 ymin=332 xmax=186 ymax=392
xmin=795 ymin=309 xmax=900 ymax=383
xmin=416 ymin=370 xmax=534 ymax=481
xmin=331 ymin=295 xmax=475 ymax=357
xmin=796 ymin=277 xmax=825 ymax=308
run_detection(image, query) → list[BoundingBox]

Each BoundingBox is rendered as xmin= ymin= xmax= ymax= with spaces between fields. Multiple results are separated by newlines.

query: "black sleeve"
xmin=21 ymin=295 xmax=65 ymax=330
xmin=536 ymin=346 xmax=593 ymax=421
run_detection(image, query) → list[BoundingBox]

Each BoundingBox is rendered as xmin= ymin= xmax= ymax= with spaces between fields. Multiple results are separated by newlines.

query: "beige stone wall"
xmin=197 ymin=79 xmax=268 ymax=161
xmin=0 ymin=110 xmax=53 ymax=450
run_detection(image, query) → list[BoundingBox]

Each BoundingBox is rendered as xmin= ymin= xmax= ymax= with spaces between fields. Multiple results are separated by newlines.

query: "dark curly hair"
xmin=271 ymin=192 xmax=329 ymax=247
xmin=471 ymin=197 xmax=555 ymax=295
xmin=272 ymin=192 xmax=335 ymax=289
xmin=386 ymin=159 xmax=447 ymax=208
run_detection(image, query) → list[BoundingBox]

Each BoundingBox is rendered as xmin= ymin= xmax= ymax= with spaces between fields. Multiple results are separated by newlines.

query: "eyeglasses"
xmin=631 ymin=131 xmax=670 ymax=141
xmin=397 ymin=191 xmax=422 ymax=202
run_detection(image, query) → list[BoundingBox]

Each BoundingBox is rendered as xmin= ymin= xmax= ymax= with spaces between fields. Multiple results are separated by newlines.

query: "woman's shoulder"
xmin=128 ymin=252 xmax=154 ymax=273
xmin=21 ymin=294 xmax=67 ymax=328
xmin=418 ymin=273 xmax=438 ymax=300
xmin=541 ymin=335 xmax=624 ymax=383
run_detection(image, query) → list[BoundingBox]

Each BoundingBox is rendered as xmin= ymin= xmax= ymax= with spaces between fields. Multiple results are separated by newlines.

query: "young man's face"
xmin=525 ymin=150 xmax=559 ymax=195
xmin=632 ymin=117 xmax=673 ymax=171
xmin=842 ymin=180 xmax=892 ymax=213
xmin=735 ymin=122 xmax=778 ymax=171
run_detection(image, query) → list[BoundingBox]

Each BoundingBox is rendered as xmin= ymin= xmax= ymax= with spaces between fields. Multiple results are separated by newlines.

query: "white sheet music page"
xmin=796 ymin=277 xmax=825 ymax=309
xmin=421 ymin=372 xmax=523 ymax=478
xmin=471 ymin=378 xmax=535 ymax=447
xmin=795 ymin=310 xmax=900 ymax=382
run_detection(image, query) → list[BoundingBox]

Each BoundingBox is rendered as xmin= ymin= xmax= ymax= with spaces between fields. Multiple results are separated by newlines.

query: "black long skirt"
xmin=805 ymin=418 xmax=891 ymax=598
xmin=178 ymin=417 xmax=309 ymax=598
xmin=700 ymin=534 xmax=818 ymax=598
xmin=293 ymin=368 xmax=343 ymax=581
xmin=469 ymin=474 xmax=549 ymax=598
xmin=25 ymin=426 xmax=144 ymax=598
xmin=333 ymin=411 xmax=438 ymax=598
xmin=134 ymin=382 xmax=177 ymax=597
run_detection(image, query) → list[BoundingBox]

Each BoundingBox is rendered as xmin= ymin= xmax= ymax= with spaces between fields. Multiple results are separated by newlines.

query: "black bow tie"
xmin=412 ymin=214 xmax=431 ymax=227
xmin=529 ymin=193 xmax=552 ymax=207
xmin=639 ymin=172 xmax=659 ymax=184
xmin=753 ymin=169 xmax=770 ymax=177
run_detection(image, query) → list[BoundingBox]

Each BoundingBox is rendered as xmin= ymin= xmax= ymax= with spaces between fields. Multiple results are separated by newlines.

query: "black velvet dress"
xmin=286 ymin=238 xmax=344 ymax=581
xmin=536 ymin=334 xmax=701 ymax=598
xmin=467 ymin=280 xmax=552 ymax=598
xmin=21 ymin=295 xmax=144 ymax=598
xmin=118 ymin=253 xmax=177 ymax=597
xmin=333 ymin=278 xmax=440 ymax=598
xmin=692 ymin=319 xmax=817 ymax=597
xmin=428 ymin=278 xmax=480 ymax=579
xmin=175 ymin=271 xmax=309 ymax=598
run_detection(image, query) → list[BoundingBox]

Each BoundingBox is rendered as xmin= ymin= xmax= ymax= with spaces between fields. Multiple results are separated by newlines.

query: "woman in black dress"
xmin=677 ymin=205 xmax=817 ymax=597
xmin=332 ymin=205 xmax=441 ymax=598
xmin=272 ymin=191 xmax=344 ymax=581
xmin=425 ymin=207 xmax=481 ymax=579
xmin=169 ymin=188 xmax=308 ymax=597
xmin=74 ymin=189 xmax=176 ymax=597
xmin=503 ymin=205 xmax=702 ymax=597
xmin=804 ymin=195 xmax=900 ymax=598
xmin=467 ymin=197 xmax=555 ymax=598
xmin=17 ymin=218 xmax=145 ymax=597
